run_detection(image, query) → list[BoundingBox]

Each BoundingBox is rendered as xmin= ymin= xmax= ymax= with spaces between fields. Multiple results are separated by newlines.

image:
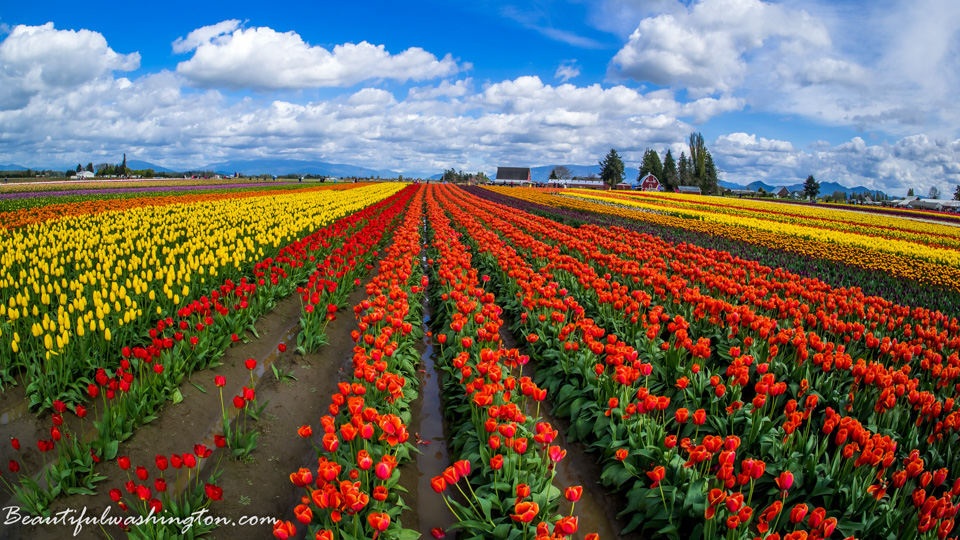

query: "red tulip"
xmin=776 ymin=471 xmax=794 ymax=493
xmin=790 ymin=503 xmax=808 ymax=523
xmin=511 ymin=501 xmax=539 ymax=523
xmin=647 ymin=466 xmax=665 ymax=488
xmin=272 ymin=520 xmax=296 ymax=540
xmin=555 ymin=516 xmax=578 ymax=534
xmin=368 ymin=513 xmax=390 ymax=532
xmin=118 ymin=456 xmax=130 ymax=470
xmin=431 ymin=476 xmax=447 ymax=493
xmin=565 ymin=486 xmax=583 ymax=502
xmin=245 ymin=358 xmax=257 ymax=370
xmin=205 ymin=483 xmax=223 ymax=501
xmin=215 ymin=375 xmax=226 ymax=387
xmin=431 ymin=527 xmax=446 ymax=538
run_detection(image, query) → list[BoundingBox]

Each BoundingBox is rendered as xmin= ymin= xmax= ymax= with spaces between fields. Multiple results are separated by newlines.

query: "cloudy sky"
xmin=1 ymin=0 xmax=959 ymax=195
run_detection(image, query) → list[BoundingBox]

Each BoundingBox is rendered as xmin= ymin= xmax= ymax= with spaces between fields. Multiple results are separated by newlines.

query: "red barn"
xmin=639 ymin=173 xmax=660 ymax=191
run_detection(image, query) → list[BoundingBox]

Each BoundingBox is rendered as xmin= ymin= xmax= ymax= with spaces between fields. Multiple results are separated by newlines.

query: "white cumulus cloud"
xmin=0 ymin=23 xmax=139 ymax=110
xmin=173 ymin=22 xmax=461 ymax=90
xmin=609 ymin=0 xmax=861 ymax=95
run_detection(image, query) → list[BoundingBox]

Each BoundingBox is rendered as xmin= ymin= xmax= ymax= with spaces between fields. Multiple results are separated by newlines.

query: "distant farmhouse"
xmin=71 ymin=170 xmax=95 ymax=179
xmin=774 ymin=187 xmax=790 ymax=198
xmin=495 ymin=167 xmax=531 ymax=186
xmin=639 ymin=174 xmax=660 ymax=191
xmin=568 ymin=178 xmax=605 ymax=189
xmin=676 ymin=185 xmax=701 ymax=195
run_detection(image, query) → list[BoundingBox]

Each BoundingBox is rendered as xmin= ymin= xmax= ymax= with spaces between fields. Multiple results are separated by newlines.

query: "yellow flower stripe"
xmin=565 ymin=190 xmax=960 ymax=267
xmin=483 ymin=187 xmax=960 ymax=292
xmin=0 ymin=183 xmax=403 ymax=366
xmin=607 ymin=191 xmax=960 ymax=249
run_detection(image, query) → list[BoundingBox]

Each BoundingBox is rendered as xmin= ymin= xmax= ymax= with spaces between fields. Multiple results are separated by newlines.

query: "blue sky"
xmin=2 ymin=0 xmax=959 ymax=195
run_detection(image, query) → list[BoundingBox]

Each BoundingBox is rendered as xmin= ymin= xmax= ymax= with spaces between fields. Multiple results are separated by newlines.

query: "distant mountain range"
xmin=195 ymin=158 xmax=427 ymax=178
xmin=126 ymin=160 xmax=177 ymax=173
xmin=718 ymin=180 xmax=886 ymax=198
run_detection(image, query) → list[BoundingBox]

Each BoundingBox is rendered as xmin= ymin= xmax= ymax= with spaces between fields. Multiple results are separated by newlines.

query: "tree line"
xmin=598 ymin=132 xmax=720 ymax=193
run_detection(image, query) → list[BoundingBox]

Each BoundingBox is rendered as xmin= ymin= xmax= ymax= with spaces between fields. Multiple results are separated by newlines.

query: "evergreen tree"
xmin=907 ymin=188 xmax=915 ymax=197
xmin=549 ymin=169 xmax=558 ymax=180
xmin=803 ymin=175 xmax=821 ymax=200
xmin=688 ymin=132 xmax=708 ymax=185
xmin=954 ymin=185 xmax=960 ymax=201
xmin=85 ymin=163 xmax=94 ymax=173
xmin=76 ymin=163 xmax=83 ymax=172
xmin=661 ymin=150 xmax=678 ymax=191
xmin=702 ymin=152 xmax=719 ymax=195
xmin=678 ymin=152 xmax=692 ymax=186
xmin=637 ymin=149 xmax=663 ymax=185
xmin=599 ymin=148 xmax=625 ymax=188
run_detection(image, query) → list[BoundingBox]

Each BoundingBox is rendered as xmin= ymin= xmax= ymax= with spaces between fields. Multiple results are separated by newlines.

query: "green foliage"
xmin=662 ymin=150 xmax=678 ymax=191
xmin=599 ymin=148 xmax=625 ymax=187
xmin=804 ymin=175 xmax=821 ymax=199
xmin=638 ymin=149 xmax=663 ymax=186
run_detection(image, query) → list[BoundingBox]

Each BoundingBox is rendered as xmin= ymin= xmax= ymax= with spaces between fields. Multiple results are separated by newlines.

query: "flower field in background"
xmin=485 ymin=186 xmax=960 ymax=295
xmin=0 ymin=183 xmax=359 ymax=229
xmin=3 ymin=181 xmax=959 ymax=540
xmin=567 ymin=190 xmax=960 ymax=265
xmin=0 ymin=177 xmax=291 ymax=195
xmin=0 ymin=182 xmax=393 ymax=407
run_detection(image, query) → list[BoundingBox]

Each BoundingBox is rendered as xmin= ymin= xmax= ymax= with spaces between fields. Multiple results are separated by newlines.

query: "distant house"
xmin=676 ymin=185 xmax=702 ymax=195
xmin=568 ymin=178 xmax=606 ymax=190
xmin=895 ymin=196 xmax=918 ymax=207
xmin=72 ymin=170 xmax=95 ymax=179
xmin=639 ymin=174 xmax=661 ymax=191
xmin=774 ymin=187 xmax=790 ymax=198
xmin=730 ymin=189 xmax=759 ymax=198
xmin=495 ymin=167 xmax=531 ymax=185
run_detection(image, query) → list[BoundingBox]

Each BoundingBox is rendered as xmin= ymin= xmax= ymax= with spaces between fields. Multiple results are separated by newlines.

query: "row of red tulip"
xmin=436 ymin=186 xmax=959 ymax=539
xmin=425 ymin=185 xmax=595 ymax=540
xmin=275 ymin=186 xmax=426 ymax=539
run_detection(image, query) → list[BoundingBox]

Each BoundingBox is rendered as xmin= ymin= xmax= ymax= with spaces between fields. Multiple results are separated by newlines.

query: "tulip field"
xmin=1 ymin=181 xmax=959 ymax=540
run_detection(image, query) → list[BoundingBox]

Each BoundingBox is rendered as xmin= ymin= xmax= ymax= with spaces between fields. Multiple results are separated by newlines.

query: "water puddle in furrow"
xmin=416 ymin=249 xmax=459 ymax=537
xmin=0 ymin=399 xmax=30 ymax=425
xmin=183 ymin=323 xmax=300 ymax=492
